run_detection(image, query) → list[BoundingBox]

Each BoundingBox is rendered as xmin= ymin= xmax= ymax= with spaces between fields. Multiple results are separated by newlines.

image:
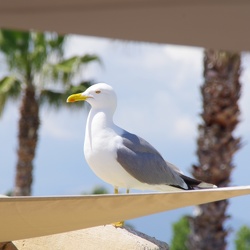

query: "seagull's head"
xmin=67 ymin=83 xmax=117 ymax=111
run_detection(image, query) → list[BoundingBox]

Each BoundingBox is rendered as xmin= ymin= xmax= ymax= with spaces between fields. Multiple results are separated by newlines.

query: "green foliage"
xmin=0 ymin=76 xmax=22 ymax=115
xmin=0 ymin=28 xmax=100 ymax=114
xmin=91 ymin=185 xmax=109 ymax=195
xmin=0 ymin=30 xmax=64 ymax=79
xmin=49 ymin=54 xmax=100 ymax=84
xmin=0 ymin=30 xmax=30 ymax=72
xmin=39 ymin=81 xmax=92 ymax=108
xmin=170 ymin=215 xmax=190 ymax=250
xmin=5 ymin=190 xmax=13 ymax=196
xmin=82 ymin=185 xmax=109 ymax=195
xmin=235 ymin=225 xmax=250 ymax=250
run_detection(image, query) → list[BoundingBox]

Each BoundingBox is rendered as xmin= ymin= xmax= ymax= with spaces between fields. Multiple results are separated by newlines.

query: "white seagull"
xmin=67 ymin=83 xmax=216 ymax=195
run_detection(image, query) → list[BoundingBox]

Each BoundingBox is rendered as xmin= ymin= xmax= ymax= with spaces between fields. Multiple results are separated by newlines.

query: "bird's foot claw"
xmin=112 ymin=221 xmax=124 ymax=227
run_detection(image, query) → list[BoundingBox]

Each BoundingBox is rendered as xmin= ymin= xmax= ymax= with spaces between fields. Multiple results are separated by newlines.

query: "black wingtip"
xmin=179 ymin=173 xmax=217 ymax=190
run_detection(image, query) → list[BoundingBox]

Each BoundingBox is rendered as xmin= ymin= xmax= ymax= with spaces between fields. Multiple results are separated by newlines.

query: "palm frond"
xmin=39 ymin=89 xmax=66 ymax=108
xmin=29 ymin=32 xmax=48 ymax=72
xmin=0 ymin=29 xmax=30 ymax=54
xmin=0 ymin=29 xmax=99 ymax=112
xmin=31 ymin=32 xmax=67 ymax=73
xmin=48 ymin=54 xmax=100 ymax=84
xmin=0 ymin=29 xmax=31 ymax=73
xmin=0 ymin=76 xmax=22 ymax=116
xmin=0 ymin=29 xmax=68 ymax=79
xmin=0 ymin=76 xmax=22 ymax=97
xmin=55 ymin=56 xmax=80 ymax=73
xmin=68 ymin=81 xmax=92 ymax=94
xmin=39 ymin=81 xmax=92 ymax=109
xmin=80 ymin=54 xmax=102 ymax=65
xmin=47 ymin=33 xmax=65 ymax=57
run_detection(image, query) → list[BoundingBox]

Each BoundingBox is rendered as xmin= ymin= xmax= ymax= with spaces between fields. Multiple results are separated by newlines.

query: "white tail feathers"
xmin=198 ymin=182 xmax=217 ymax=189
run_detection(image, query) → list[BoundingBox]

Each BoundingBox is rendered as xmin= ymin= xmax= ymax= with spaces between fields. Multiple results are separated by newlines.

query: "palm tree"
xmin=188 ymin=49 xmax=241 ymax=249
xmin=0 ymin=29 xmax=100 ymax=196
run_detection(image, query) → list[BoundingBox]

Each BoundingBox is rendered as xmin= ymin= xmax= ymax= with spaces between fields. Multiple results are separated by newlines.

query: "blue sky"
xmin=1 ymin=35 xmax=250 ymax=247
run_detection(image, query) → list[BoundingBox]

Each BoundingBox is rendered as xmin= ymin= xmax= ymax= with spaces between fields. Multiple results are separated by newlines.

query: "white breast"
xmin=84 ymin=110 xmax=138 ymax=189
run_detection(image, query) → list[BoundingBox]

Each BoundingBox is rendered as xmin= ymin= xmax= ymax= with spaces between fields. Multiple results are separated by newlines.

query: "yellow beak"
xmin=66 ymin=93 xmax=88 ymax=103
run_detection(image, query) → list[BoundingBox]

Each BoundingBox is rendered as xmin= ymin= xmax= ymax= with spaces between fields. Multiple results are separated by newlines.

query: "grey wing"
xmin=165 ymin=160 xmax=183 ymax=174
xmin=116 ymin=131 xmax=188 ymax=189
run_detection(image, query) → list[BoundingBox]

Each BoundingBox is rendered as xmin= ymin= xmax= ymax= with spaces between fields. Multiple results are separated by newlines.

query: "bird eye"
xmin=95 ymin=90 xmax=101 ymax=94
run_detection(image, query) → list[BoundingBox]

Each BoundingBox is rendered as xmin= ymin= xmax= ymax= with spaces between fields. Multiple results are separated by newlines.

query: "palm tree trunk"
xmin=13 ymin=85 xmax=40 ymax=196
xmin=188 ymin=49 xmax=241 ymax=249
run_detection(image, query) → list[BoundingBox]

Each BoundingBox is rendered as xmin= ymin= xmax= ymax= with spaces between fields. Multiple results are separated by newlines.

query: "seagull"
xmin=67 ymin=83 xmax=216 ymax=195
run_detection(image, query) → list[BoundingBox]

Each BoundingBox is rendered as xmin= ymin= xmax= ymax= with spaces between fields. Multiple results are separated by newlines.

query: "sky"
xmin=1 ymin=35 xmax=250 ymax=248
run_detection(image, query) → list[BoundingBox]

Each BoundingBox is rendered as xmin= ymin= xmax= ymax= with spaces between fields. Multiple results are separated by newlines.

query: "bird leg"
xmin=112 ymin=187 xmax=125 ymax=227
